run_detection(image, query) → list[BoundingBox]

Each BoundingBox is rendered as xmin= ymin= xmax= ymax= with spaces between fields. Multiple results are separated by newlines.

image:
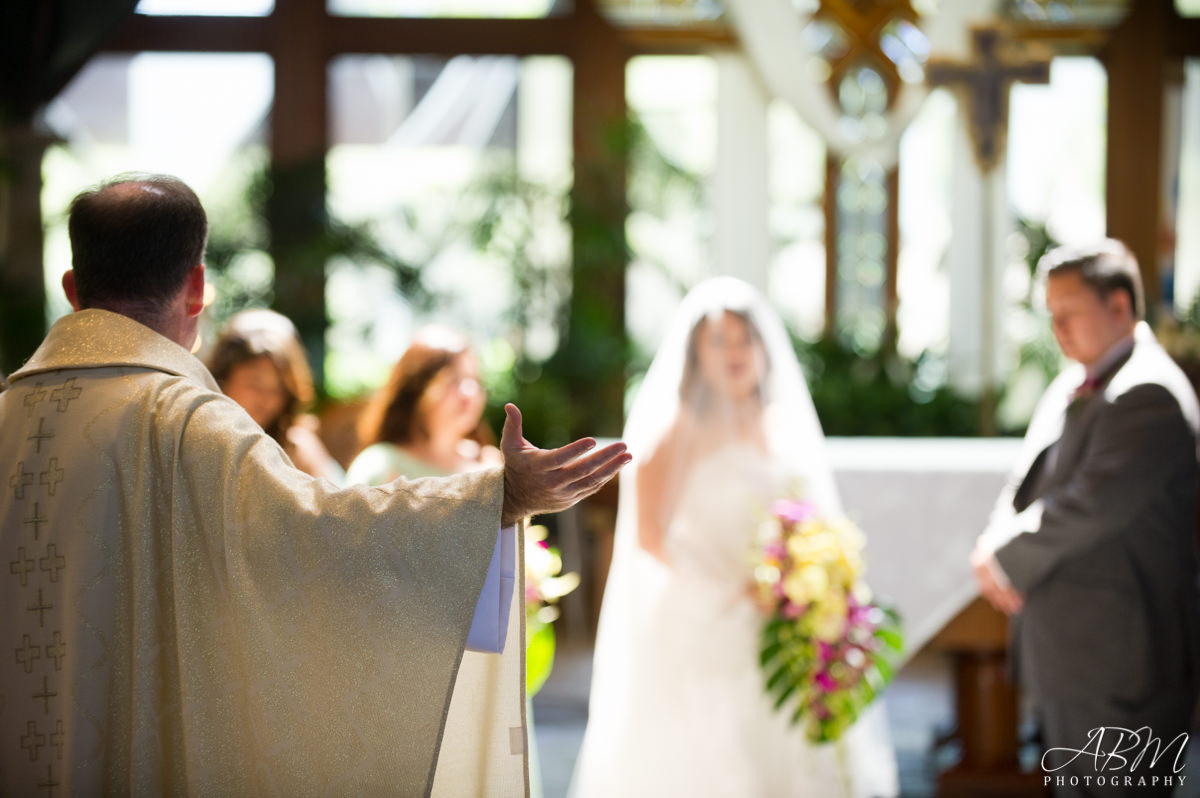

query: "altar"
xmin=828 ymin=435 xmax=1022 ymax=658
xmin=832 ymin=435 xmax=1051 ymax=795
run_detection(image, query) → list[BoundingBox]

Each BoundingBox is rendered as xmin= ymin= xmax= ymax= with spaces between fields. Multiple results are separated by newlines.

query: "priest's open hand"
xmin=500 ymin=403 xmax=631 ymax=527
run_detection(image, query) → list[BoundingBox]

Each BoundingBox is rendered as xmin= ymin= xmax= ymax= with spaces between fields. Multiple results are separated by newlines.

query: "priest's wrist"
xmin=500 ymin=468 xmax=528 ymax=528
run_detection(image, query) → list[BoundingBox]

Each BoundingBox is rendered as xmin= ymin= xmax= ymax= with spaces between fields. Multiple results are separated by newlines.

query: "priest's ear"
xmin=184 ymin=264 xmax=207 ymax=318
xmin=62 ymin=270 xmax=81 ymax=312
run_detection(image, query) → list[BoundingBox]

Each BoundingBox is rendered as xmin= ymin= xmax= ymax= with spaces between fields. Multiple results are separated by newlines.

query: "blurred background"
xmin=3 ymin=1 xmax=1200 ymax=794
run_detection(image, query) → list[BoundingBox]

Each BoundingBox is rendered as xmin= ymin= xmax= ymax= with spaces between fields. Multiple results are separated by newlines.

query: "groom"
xmin=972 ymin=239 xmax=1200 ymax=796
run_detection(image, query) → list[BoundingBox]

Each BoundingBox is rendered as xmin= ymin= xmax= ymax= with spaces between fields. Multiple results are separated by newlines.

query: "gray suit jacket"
xmin=989 ymin=324 xmax=1200 ymax=706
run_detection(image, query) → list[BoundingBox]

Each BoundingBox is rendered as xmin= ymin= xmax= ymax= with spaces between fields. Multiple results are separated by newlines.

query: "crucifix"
xmin=927 ymin=26 xmax=1050 ymax=173
xmin=927 ymin=25 xmax=1050 ymax=436
xmin=923 ymin=24 xmax=1051 ymax=798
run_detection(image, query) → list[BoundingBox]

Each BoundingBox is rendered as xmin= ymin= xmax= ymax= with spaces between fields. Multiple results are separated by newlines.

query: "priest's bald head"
xmin=62 ymin=173 xmax=209 ymax=350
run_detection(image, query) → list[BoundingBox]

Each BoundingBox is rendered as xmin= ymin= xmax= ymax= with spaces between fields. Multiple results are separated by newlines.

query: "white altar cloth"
xmin=828 ymin=436 xmax=1023 ymax=660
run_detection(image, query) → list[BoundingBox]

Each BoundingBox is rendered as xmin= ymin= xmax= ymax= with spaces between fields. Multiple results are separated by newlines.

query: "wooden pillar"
xmin=268 ymin=0 xmax=330 ymax=388
xmin=0 ymin=126 xmax=52 ymax=375
xmin=823 ymin=154 xmax=838 ymax=338
xmin=884 ymin=164 xmax=900 ymax=346
xmin=562 ymin=0 xmax=627 ymax=439
xmin=1103 ymin=0 xmax=1173 ymax=316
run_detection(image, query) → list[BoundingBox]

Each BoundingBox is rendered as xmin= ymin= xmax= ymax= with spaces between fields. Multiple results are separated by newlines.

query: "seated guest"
xmin=348 ymin=325 xmax=499 ymax=483
xmin=208 ymin=308 xmax=344 ymax=483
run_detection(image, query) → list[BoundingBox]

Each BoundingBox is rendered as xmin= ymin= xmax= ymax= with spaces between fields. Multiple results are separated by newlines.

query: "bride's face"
xmin=695 ymin=311 xmax=764 ymax=402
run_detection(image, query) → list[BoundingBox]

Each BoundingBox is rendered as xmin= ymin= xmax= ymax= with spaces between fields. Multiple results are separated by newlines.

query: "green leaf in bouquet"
xmin=792 ymin=701 xmax=816 ymax=731
xmin=763 ymin=615 xmax=788 ymax=635
xmin=870 ymin=652 xmax=895 ymax=684
xmin=876 ymin=626 xmax=904 ymax=653
xmin=880 ymin=605 xmax=902 ymax=625
xmin=765 ymin=661 xmax=795 ymax=693
xmin=773 ymin=679 xmax=798 ymax=711
xmin=760 ymin=637 xmax=783 ymax=667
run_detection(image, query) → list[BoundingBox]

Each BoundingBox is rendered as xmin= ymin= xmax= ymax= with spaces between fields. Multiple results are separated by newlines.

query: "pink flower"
xmin=815 ymin=671 xmax=837 ymax=692
xmin=848 ymin=604 xmax=874 ymax=630
xmin=771 ymin=499 xmax=818 ymax=524
xmin=817 ymin=641 xmax=834 ymax=663
xmin=783 ymin=601 xmax=805 ymax=619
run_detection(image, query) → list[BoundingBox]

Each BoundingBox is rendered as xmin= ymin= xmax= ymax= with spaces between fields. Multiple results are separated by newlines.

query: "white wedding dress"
xmin=571 ymin=277 xmax=898 ymax=798
xmin=571 ymin=443 xmax=899 ymax=798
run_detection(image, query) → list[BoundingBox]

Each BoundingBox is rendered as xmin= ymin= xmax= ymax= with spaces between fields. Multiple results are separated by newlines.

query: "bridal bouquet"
xmin=525 ymin=524 xmax=580 ymax=696
xmin=752 ymin=498 xmax=903 ymax=743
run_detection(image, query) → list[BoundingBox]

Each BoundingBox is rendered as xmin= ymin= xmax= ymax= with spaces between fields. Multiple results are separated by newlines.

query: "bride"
xmin=570 ymin=277 xmax=898 ymax=797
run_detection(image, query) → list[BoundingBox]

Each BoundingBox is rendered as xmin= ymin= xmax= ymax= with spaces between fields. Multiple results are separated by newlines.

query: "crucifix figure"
xmin=926 ymin=26 xmax=1051 ymax=172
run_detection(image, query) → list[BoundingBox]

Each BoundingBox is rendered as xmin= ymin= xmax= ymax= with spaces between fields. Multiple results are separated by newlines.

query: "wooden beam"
xmin=102 ymin=15 xmax=271 ymax=53
xmin=102 ymin=10 xmax=736 ymax=59
xmin=618 ymin=23 xmax=738 ymax=55
xmin=1167 ymin=16 xmax=1200 ymax=57
xmin=103 ymin=12 xmax=579 ymax=57
xmin=565 ymin=0 xmax=628 ymax=438
xmin=823 ymin=154 xmax=838 ymax=338
xmin=1008 ymin=22 xmax=1113 ymax=56
xmin=885 ymin=165 xmax=899 ymax=337
xmin=323 ymin=17 xmax=575 ymax=56
xmin=1102 ymin=0 xmax=1170 ymax=312
xmin=267 ymin=0 xmax=330 ymax=386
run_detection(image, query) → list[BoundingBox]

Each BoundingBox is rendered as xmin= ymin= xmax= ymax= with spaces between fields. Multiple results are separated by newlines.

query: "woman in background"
xmin=209 ymin=308 xmax=344 ymax=484
xmin=347 ymin=325 xmax=499 ymax=483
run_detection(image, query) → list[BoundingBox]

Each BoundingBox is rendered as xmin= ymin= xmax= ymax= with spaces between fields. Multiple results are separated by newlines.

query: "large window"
xmin=896 ymin=88 xmax=954 ymax=360
xmin=625 ymin=56 xmax=717 ymax=363
xmin=325 ymin=54 xmax=573 ymax=398
xmin=767 ymin=99 xmax=826 ymax=342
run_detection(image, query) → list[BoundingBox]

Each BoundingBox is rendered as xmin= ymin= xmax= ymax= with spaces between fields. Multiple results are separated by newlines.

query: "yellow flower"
xmin=811 ymin=590 xmax=848 ymax=642
xmin=783 ymin=563 xmax=828 ymax=606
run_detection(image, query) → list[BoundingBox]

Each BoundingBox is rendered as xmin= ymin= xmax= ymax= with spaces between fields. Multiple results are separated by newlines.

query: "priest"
xmin=0 ymin=173 xmax=630 ymax=796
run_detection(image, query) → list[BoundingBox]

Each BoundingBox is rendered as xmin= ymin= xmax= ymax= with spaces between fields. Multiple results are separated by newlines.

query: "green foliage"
xmin=456 ymin=159 xmax=584 ymax=447
xmin=202 ymin=160 xmax=432 ymax=403
xmin=1010 ymin=217 xmax=1063 ymax=385
xmin=797 ymin=335 xmax=983 ymax=436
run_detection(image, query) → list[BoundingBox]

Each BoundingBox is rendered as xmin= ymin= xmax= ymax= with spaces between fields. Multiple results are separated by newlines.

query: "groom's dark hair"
xmin=68 ymin=173 xmax=208 ymax=324
xmin=1038 ymin=238 xmax=1144 ymax=320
